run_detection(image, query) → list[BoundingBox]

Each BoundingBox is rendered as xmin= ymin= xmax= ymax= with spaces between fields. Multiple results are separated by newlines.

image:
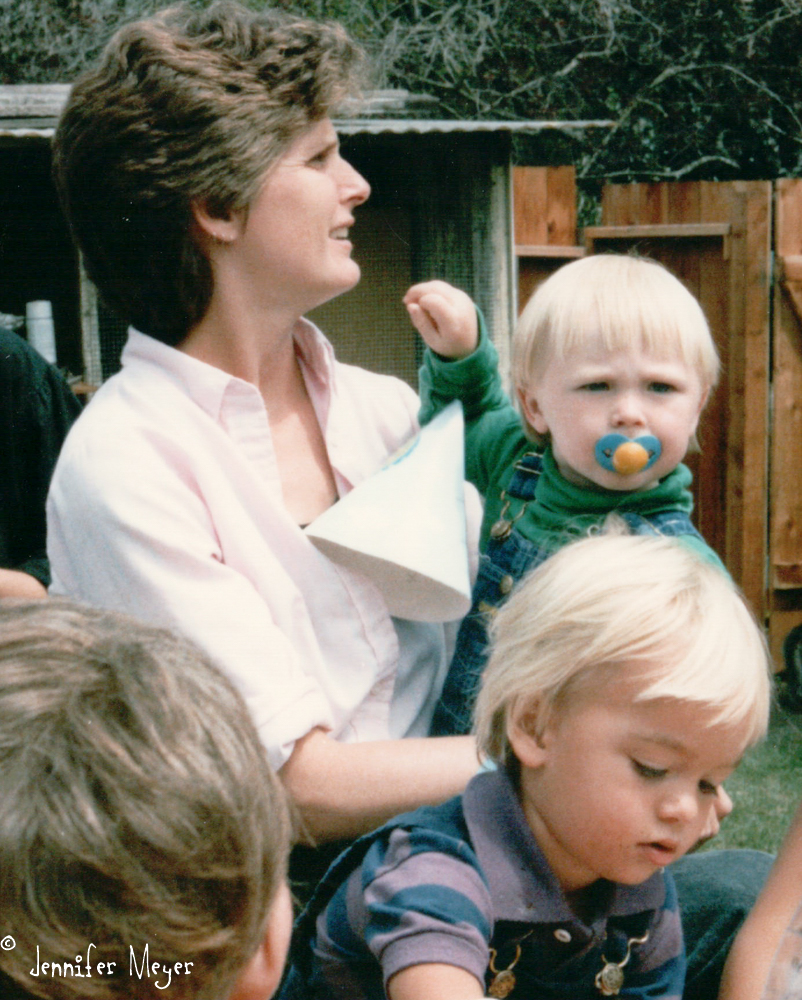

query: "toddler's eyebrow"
xmin=631 ymin=732 xmax=688 ymax=754
xmin=633 ymin=732 xmax=745 ymax=770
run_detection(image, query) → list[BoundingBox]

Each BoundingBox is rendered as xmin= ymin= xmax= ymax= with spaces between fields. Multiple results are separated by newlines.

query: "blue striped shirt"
xmin=283 ymin=771 xmax=685 ymax=999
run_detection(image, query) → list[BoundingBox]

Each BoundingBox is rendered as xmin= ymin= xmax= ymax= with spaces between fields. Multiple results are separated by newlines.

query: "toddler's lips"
xmin=595 ymin=434 xmax=661 ymax=475
xmin=640 ymin=840 xmax=678 ymax=867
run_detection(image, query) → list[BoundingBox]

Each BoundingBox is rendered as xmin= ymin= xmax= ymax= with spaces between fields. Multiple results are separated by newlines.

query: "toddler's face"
xmin=512 ymin=682 xmax=750 ymax=894
xmin=518 ymin=346 xmax=708 ymax=492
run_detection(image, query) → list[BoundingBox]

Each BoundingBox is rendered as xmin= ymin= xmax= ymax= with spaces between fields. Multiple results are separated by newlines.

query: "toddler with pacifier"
xmin=405 ymin=254 xmax=723 ymax=737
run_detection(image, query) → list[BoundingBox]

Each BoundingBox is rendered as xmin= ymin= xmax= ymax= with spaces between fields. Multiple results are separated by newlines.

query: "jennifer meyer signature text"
xmin=23 ymin=941 xmax=193 ymax=990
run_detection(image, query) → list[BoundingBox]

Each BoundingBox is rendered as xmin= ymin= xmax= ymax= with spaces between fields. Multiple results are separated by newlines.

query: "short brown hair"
xmin=52 ymin=1 xmax=363 ymax=345
xmin=0 ymin=600 xmax=290 ymax=1000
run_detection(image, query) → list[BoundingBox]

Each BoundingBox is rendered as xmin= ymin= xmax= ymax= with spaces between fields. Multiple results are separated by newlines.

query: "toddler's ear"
xmin=506 ymin=698 xmax=552 ymax=769
xmin=517 ymin=387 xmax=549 ymax=437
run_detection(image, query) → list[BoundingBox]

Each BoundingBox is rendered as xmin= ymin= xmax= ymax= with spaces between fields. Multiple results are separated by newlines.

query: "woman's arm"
xmin=718 ymin=800 xmax=802 ymax=1000
xmin=280 ymin=727 xmax=480 ymax=842
xmin=0 ymin=568 xmax=48 ymax=598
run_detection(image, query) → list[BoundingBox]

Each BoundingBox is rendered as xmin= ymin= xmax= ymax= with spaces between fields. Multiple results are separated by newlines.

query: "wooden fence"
xmin=514 ymin=167 xmax=798 ymax=667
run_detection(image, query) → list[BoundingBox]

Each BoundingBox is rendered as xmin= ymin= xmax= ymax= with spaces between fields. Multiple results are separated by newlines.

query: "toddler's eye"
xmin=580 ymin=381 xmax=609 ymax=392
xmin=632 ymin=760 xmax=667 ymax=780
xmin=649 ymin=381 xmax=676 ymax=394
xmin=699 ymin=780 xmax=719 ymax=796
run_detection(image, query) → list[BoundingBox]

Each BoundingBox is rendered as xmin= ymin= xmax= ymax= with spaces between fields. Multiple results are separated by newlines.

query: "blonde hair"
xmin=512 ymin=255 xmax=719 ymax=436
xmin=0 ymin=600 xmax=290 ymax=1000
xmin=474 ymin=528 xmax=772 ymax=771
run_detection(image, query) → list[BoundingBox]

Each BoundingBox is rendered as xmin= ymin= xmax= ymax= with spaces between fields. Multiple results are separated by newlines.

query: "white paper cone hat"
xmin=305 ymin=401 xmax=471 ymax=622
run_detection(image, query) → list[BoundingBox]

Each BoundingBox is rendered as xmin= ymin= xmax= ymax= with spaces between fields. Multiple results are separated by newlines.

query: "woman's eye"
xmin=580 ymin=381 xmax=609 ymax=392
xmin=633 ymin=760 xmax=667 ymax=780
xmin=699 ymin=780 xmax=719 ymax=796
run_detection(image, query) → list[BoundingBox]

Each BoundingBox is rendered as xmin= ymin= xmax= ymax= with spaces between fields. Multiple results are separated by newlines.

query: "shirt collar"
xmin=120 ymin=318 xmax=336 ymax=423
xmin=462 ymin=770 xmax=666 ymax=926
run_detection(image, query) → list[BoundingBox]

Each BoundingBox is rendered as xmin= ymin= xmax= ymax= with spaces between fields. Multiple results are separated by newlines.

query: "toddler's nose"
xmin=657 ymin=790 xmax=699 ymax=826
xmin=611 ymin=393 xmax=646 ymax=429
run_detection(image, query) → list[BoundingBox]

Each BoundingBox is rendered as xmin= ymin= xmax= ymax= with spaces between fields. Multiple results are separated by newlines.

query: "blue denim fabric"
xmin=430 ymin=453 xmax=706 ymax=737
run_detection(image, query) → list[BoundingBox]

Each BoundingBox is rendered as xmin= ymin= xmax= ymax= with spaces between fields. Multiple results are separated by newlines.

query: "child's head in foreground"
xmin=0 ymin=600 xmax=292 ymax=1000
xmin=474 ymin=529 xmax=771 ymax=895
xmin=512 ymin=254 xmax=720 ymax=494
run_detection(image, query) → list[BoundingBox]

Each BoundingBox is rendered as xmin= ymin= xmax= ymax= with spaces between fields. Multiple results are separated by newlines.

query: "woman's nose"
xmin=339 ymin=158 xmax=370 ymax=206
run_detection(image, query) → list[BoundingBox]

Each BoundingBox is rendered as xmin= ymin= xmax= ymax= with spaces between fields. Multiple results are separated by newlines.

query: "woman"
xmin=49 ymin=0 xmax=478 ymax=845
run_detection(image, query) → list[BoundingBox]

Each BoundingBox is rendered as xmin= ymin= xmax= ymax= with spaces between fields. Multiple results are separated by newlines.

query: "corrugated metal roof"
xmin=0 ymin=83 xmax=612 ymax=140
xmin=336 ymin=118 xmax=612 ymax=135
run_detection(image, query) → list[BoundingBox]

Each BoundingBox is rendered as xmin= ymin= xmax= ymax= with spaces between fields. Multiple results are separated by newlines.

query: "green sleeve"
xmin=418 ymin=310 xmax=529 ymax=496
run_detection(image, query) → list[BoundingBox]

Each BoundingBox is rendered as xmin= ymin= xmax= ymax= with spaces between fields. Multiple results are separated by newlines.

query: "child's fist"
xmin=403 ymin=280 xmax=478 ymax=360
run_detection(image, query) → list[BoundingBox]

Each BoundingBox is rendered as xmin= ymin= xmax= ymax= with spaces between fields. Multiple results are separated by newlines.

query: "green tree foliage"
xmin=4 ymin=0 xmax=802 ymax=183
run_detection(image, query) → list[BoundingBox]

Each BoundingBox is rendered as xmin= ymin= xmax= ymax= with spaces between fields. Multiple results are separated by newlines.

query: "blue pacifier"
xmin=595 ymin=434 xmax=661 ymax=475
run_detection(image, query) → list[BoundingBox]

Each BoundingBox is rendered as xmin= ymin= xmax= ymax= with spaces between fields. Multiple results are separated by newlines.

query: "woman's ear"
xmin=191 ymin=200 xmax=241 ymax=246
xmin=228 ymin=882 xmax=293 ymax=1000
xmin=506 ymin=697 xmax=553 ymax=769
xmin=517 ymin=386 xmax=549 ymax=437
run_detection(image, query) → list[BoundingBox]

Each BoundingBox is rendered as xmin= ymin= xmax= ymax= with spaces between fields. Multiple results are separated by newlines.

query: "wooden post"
xmin=769 ymin=180 xmax=802 ymax=666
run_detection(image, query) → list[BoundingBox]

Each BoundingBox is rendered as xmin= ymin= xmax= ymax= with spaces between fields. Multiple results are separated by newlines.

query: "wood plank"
xmin=586 ymin=222 xmax=730 ymax=241
xmin=737 ymin=182 xmax=772 ymax=616
xmin=601 ymin=183 xmax=639 ymax=226
xmin=722 ymin=186 xmax=748 ymax=591
xmin=694 ymin=240 xmax=730 ymax=561
xmin=513 ymin=166 xmax=548 ymax=245
xmin=778 ymin=255 xmax=802 ymax=281
xmin=640 ymin=182 xmax=667 ymax=225
xmin=698 ymin=181 xmax=734 ymax=225
xmin=772 ymin=182 xmax=802 ymax=597
xmin=769 ymin=597 xmax=802 ymax=672
xmin=545 ymin=166 xmax=577 ymax=245
xmin=515 ymin=244 xmax=585 ymax=258
xmin=667 ymin=181 xmax=701 ymax=224
xmin=781 ymin=279 xmax=802 ymax=327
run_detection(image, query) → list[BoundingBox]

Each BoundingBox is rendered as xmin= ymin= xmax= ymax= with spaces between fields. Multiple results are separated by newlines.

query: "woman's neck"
xmin=179 ymin=290 xmax=300 ymax=396
xmin=179 ymin=294 xmax=338 ymax=524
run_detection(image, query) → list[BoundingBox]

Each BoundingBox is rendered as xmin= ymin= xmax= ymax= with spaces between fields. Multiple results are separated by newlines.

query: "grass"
xmin=699 ymin=701 xmax=802 ymax=855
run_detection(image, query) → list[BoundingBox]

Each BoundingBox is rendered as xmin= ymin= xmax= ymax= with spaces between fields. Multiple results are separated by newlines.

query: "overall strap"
xmin=489 ymin=451 xmax=544 ymax=542
xmin=504 ymin=451 xmax=545 ymax=501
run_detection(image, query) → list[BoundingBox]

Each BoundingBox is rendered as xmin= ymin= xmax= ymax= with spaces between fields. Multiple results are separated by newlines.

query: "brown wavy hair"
xmin=52 ymin=1 xmax=363 ymax=345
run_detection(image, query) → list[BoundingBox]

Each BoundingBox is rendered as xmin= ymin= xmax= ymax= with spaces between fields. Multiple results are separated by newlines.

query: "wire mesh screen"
xmin=308 ymin=205 xmax=420 ymax=387
xmin=97 ymin=300 xmax=129 ymax=381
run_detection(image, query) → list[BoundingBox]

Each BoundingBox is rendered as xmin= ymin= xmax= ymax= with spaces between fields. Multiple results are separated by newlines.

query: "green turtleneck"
xmin=419 ymin=313 xmax=726 ymax=574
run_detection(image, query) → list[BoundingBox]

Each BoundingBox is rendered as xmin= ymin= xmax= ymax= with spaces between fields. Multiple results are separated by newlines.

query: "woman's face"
xmin=230 ymin=118 xmax=371 ymax=315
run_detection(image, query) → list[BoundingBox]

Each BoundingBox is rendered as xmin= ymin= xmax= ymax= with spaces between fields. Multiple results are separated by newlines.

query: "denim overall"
xmin=430 ymin=451 xmax=706 ymax=737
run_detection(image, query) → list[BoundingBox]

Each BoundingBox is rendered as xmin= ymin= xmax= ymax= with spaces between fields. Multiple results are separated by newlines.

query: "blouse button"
xmin=554 ymin=928 xmax=572 ymax=943
xmin=498 ymin=574 xmax=514 ymax=595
